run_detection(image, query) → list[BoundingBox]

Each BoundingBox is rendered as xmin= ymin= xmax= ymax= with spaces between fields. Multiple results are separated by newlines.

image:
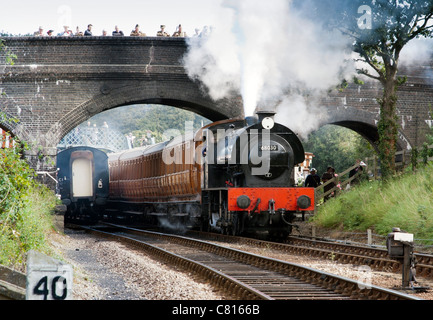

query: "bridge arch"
xmin=319 ymin=105 xmax=411 ymax=152
xmin=48 ymin=80 xmax=242 ymax=145
xmin=0 ymin=107 xmax=32 ymax=145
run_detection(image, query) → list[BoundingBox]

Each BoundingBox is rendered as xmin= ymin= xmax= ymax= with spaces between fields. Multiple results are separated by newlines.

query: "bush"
xmin=0 ymin=143 xmax=57 ymax=267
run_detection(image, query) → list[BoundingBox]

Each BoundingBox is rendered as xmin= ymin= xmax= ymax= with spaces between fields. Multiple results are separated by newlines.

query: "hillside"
xmin=311 ymin=163 xmax=433 ymax=243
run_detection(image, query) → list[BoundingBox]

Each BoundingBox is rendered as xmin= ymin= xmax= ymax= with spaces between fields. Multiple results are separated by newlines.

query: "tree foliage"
xmin=0 ymin=38 xmax=17 ymax=66
xmin=303 ymin=125 xmax=374 ymax=175
xmin=0 ymin=135 xmax=57 ymax=266
xmin=308 ymin=0 xmax=433 ymax=179
xmin=88 ymin=104 xmax=211 ymax=144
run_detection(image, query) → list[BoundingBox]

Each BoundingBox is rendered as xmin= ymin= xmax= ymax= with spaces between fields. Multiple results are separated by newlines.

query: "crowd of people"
xmin=31 ymin=23 xmax=209 ymax=38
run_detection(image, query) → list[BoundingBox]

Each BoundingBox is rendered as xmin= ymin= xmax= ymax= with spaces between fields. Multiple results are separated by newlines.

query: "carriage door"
xmin=71 ymin=151 xmax=94 ymax=198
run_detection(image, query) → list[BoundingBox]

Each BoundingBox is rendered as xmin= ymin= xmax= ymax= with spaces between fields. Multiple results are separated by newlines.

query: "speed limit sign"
xmin=26 ymin=250 xmax=73 ymax=300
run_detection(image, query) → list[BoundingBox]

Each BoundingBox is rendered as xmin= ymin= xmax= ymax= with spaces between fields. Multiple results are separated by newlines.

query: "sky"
xmin=0 ymin=0 xmax=223 ymax=36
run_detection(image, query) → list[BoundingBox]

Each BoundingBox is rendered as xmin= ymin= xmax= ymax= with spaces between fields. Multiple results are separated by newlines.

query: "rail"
xmin=88 ymin=223 xmax=421 ymax=300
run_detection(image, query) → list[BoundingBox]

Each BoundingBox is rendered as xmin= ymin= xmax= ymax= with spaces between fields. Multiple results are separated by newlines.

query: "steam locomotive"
xmin=107 ymin=111 xmax=314 ymax=239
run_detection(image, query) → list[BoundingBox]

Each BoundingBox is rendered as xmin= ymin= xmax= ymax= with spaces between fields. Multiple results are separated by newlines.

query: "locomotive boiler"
xmin=107 ymin=111 xmax=314 ymax=239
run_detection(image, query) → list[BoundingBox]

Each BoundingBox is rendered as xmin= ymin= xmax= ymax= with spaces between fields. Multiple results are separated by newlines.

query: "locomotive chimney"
xmin=255 ymin=110 xmax=276 ymax=123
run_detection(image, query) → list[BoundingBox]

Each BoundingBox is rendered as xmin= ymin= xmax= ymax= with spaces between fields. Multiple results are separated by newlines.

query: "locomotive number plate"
xmin=260 ymin=145 xmax=278 ymax=151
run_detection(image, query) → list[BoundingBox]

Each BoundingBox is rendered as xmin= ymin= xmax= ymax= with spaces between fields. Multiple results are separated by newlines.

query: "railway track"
xmin=75 ymin=223 xmax=421 ymax=300
xmin=188 ymin=231 xmax=433 ymax=280
xmin=287 ymin=236 xmax=433 ymax=278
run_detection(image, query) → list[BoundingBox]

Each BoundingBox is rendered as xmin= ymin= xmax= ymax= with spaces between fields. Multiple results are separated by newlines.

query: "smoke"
xmin=274 ymin=94 xmax=324 ymax=140
xmin=400 ymin=38 xmax=433 ymax=67
xmin=183 ymin=0 xmax=354 ymax=138
xmin=182 ymin=5 xmax=240 ymax=101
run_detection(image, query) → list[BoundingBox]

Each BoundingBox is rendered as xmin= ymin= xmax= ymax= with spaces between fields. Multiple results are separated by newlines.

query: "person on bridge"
xmin=34 ymin=26 xmax=44 ymax=37
xmin=157 ymin=25 xmax=170 ymax=37
xmin=130 ymin=24 xmax=146 ymax=36
xmin=172 ymin=24 xmax=187 ymax=37
xmin=112 ymin=25 xmax=124 ymax=36
xmin=84 ymin=24 xmax=93 ymax=36
xmin=59 ymin=26 xmax=73 ymax=36
xmin=75 ymin=26 xmax=84 ymax=36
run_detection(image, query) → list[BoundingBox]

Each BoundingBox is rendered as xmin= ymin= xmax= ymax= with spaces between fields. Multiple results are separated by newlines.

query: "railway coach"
xmin=57 ymin=146 xmax=109 ymax=223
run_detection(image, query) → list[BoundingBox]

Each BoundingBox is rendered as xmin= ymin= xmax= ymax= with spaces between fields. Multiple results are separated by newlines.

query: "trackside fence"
xmin=314 ymin=163 xmax=364 ymax=207
xmin=314 ymin=144 xmax=433 ymax=207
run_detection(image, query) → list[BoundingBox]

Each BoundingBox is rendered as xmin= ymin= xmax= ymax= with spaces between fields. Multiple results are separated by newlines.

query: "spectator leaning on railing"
xmin=29 ymin=23 xmax=200 ymax=38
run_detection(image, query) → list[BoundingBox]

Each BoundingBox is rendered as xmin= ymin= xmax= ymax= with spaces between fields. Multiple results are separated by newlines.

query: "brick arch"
xmin=0 ymin=109 xmax=31 ymax=144
xmin=320 ymin=105 xmax=411 ymax=152
xmin=49 ymin=81 xmax=243 ymax=143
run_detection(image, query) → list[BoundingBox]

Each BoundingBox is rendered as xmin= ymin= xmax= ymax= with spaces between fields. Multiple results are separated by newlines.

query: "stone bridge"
xmin=0 ymin=37 xmax=432 ymax=171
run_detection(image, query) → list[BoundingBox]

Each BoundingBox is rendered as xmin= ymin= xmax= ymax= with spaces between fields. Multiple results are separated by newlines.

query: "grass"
xmin=311 ymin=163 xmax=433 ymax=242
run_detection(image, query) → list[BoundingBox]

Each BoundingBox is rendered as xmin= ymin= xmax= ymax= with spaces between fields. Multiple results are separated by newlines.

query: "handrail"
xmin=363 ymin=143 xmax=433 ymax=180
xmin=314 ymin=144 xmax=433 ymax=208
xmin=314 ymin=163 xmax=364 ymax=207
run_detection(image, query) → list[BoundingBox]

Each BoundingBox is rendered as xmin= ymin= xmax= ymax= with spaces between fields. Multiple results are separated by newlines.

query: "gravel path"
xmin=48 ymin=228 xmax=433 ymax=300
xmin=49 ymin=229 xmax=226 ymax=300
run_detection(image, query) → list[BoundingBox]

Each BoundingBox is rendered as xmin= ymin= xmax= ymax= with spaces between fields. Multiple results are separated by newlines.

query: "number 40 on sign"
xmin=26 ymin=250 xmax=73 ymax=300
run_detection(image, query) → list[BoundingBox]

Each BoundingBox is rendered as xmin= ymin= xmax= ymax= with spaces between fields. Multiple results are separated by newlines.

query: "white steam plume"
xmin=183 ymin=0 xmax=353 ymax=138
xmin=400 ymin=38 xmax=433 ymax=67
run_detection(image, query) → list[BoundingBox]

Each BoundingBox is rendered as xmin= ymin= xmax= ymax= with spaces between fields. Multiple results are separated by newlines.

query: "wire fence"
xmin=57 ymin=127 xmax=129 ymax=152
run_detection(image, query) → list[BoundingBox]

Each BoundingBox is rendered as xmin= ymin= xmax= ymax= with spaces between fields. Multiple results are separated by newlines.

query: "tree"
xmin=303 ymin=125 xmax=374 ymax=175
xmin=312 ymin=0 xmax=433 ymax=179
